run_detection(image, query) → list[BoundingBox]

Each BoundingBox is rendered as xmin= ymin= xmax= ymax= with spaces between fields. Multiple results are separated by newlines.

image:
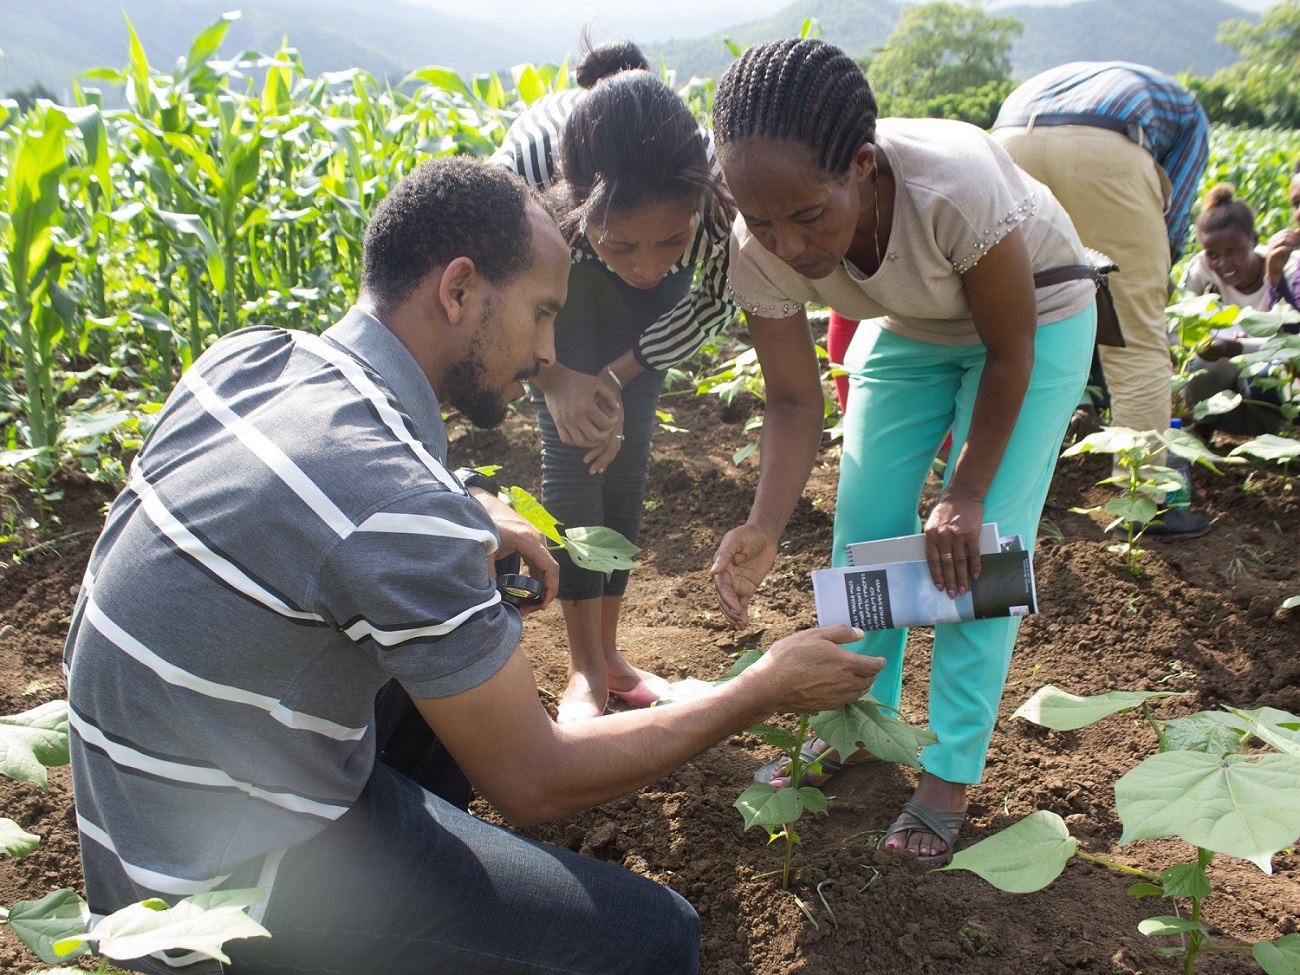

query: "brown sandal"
xmin=880 ymin=797 xmax=966 ymax=862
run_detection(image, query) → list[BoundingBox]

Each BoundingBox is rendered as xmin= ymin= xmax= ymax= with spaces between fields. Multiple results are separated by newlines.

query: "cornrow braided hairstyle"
xmin=548 ymin=39 xmax=733 ymax=241
xmin=1195 ymin=183 xmax=1257 ymax=239
xmin=713 ymin=37 xmax=878 ymax=176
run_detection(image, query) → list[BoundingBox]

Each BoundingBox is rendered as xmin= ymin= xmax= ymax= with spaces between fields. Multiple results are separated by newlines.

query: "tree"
xmin=1192 ymin=0 xmax=1300 ymax=128
xmin=1217 ymin=0 xmax=1300 ymax=70
xmin=867 ymin=0 xmax=1022 ymax=119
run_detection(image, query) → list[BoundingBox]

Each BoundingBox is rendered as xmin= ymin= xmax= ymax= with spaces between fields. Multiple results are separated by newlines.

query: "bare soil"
xmin=1 ymin=383 xmax=1297 ymax=975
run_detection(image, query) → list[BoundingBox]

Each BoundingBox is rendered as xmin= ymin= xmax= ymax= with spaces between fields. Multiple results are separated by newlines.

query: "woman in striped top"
xmin=492 ymin=39 xmax=737 ymax=722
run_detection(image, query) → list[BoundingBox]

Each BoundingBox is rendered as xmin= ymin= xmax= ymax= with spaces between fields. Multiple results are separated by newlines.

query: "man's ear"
xmin=438 ymin=256 xmax=478 ymax=325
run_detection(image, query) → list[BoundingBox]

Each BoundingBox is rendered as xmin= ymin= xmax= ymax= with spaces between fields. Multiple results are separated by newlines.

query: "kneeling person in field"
xmin=63 ymin=156 xmax=883 ymax=975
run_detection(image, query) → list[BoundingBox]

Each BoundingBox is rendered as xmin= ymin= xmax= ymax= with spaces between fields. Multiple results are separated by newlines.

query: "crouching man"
xmin=64 ymin=156 xmax=882 ymax=975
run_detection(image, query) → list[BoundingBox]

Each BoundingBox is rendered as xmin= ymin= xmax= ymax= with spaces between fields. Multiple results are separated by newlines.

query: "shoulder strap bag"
xmin=1033 ymin=248 xmax=1125 ymax=348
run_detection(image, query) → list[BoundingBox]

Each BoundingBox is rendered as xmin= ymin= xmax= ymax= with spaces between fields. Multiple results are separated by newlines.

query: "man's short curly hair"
xmin=362 ymin=157 xmax=538 ymax=310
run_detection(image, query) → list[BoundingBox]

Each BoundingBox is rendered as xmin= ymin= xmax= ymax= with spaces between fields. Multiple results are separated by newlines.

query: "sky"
xmin=398 ymin=0 xmax=1276 ymax=50
xmin=401 ymin=0 xmax=793 ymax=43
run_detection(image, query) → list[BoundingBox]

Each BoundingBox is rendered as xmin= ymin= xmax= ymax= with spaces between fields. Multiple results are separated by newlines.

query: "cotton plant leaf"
xmin=937 ymin=811 xmax=1076 ymax=893
xmin=797 ymin=786 xmax=828 ymax=817
xmin=743 ymin=723 xmax=797 ymax=754
xmin=1116 ymin=752 xmax=1300 ymax=872
xmin=1159 ymin=862 xmax=1212 ymax=899
xmin=1061 ymin=426 xmax=1151 ymax=458
xmin=1126 ymin=882 xmax=1164 ymax=899
xmin=1103 ymin=496 xmax=1160 ymax=524
xmin=1227 ymin=707 xmax=1300 ymax=758
xmin=1192 ymin=389 xmax=1242 ymax=419
xmin=1233 ymin=304 xmax=1297 ymax=338
xmin=1254 ymin=933 xmax=1300 ymax=975
xmin=735 ymin=782 xmax=807 ymax=830
xmin=57 ymin=889 xmax=270 ymax=964
xmin=561 ymin=526 xmax=640 ymax=577
xmin=1162 ymin=710 xmax=1251 ymax=755
xmin=0 ymin=700 xmax=71 ymax=789
xmin=0 ymin=818 xmax=40 ymax=857
xmin=1156 ymin=426 xmax=1236 ymax=470
xmin=503 ymin=486 xmax=562 ymax=545
xmin=1166 ymin=292 xmax=1229 ymax=321
xmin=1230 ymin=434 xmax=1300 ymax=465
xmin=812 ymin=696 xmax=936 ymax=769
xmin=6 ymin=889 xmax=91 ymax=964
xmin=719 ymin=648 xmax=764 ymax=682
xmin=1139 ymin=915 xmax=1206 ymax=937
xmin=1012 ymin=685 xmax=1183 ymax=732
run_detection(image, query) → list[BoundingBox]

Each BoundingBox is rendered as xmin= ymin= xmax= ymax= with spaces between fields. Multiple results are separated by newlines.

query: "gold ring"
xmin=939 ymin=552 xmax=953 ymax=561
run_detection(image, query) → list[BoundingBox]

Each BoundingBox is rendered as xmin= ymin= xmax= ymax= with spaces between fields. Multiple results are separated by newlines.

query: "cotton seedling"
xmin=725 ymin=648 xmax=937 ymax=889
xmin=940 ymin=686 xmax=1300 ymax=975
xmin=0 ymin=702 xmax=271 ymax=971
xmin=1062 ymin=426 xmax=1234 ymax=575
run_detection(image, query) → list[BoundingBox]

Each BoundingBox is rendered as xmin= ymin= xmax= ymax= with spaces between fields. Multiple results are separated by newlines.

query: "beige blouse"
xmin=727 ymin=117 xmax=1095 ymax=346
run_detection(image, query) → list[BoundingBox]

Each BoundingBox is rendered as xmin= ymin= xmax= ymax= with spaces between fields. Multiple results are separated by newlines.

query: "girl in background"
xmin=1178 ymin=183 xmax=1286 ymax=439
xmin=493 ymin=40 xmax=736 ymax=722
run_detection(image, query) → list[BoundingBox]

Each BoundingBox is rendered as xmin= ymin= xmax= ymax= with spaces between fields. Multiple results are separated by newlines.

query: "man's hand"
xmin=1196 ymin=336 xmax=1243 ymax=361
xmin=743 ymin=625 xmax=883 ymax=714
xmin=469 ymin=488 xmax=558 ymax=613
xmin=710 ymin=523 xmax=779 ymax=629
xmin=538 ymin=363 xmax=623 ymax=449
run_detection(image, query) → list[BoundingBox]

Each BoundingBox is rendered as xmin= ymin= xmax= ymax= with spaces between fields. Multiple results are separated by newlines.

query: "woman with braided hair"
xmin=708 ymin=37 xmax=1096 ymax=860
xmin=493 ymin=39 xmax=736 ymax=723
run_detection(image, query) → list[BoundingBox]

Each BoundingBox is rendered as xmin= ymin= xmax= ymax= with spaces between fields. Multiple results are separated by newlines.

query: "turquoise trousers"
xmin=835 ymin=307 xmax=1095 ymax=785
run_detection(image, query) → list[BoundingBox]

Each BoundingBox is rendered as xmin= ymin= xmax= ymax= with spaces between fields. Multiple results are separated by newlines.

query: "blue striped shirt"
xmin=994 ymin=62 xmax=1210 ymax=260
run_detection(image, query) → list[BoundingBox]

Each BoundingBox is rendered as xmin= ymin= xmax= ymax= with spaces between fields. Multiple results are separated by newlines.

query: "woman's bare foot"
xmin=556 ymin=672 xmax=606 ymax=724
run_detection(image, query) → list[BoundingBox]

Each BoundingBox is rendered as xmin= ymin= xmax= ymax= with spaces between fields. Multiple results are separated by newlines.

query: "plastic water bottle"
xmin=1166 ymin=419 xmax=1192 ymax=509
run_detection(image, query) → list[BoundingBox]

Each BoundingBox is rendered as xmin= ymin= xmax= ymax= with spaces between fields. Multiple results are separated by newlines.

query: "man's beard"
xmin=443 ymin=315 xmax=538 ymax=429
xmin=444 ymin=335 xmax=507 ymax=428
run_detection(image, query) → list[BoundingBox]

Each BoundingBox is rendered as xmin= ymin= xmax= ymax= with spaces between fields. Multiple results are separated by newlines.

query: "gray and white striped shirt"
xmin=64 ymin=309 xmax=519 ymax=973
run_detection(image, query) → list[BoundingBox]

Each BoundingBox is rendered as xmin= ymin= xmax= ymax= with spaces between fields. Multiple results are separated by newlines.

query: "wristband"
xmin=454 ymin=467 xmax=500 ymax=497
xmin=605 ymin=366 xmax=623 ymax=390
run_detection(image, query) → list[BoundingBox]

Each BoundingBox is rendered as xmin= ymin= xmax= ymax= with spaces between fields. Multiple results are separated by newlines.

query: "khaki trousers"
xmin=994 ymin=124 xmax=1175 ymax=460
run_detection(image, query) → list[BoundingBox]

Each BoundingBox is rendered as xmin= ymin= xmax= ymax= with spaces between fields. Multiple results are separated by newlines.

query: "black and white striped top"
xmin=64 ymin=309 xmax=519 ymax=973
xmin=491 ymin=89 xmax=738 ymax=371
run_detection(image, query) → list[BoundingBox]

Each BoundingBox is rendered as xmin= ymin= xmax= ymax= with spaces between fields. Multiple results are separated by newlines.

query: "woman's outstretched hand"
xmin=710 ymin=523 xmax=778 ymax=629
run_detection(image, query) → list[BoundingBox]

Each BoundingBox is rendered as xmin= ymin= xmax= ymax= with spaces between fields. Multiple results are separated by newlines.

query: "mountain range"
xmin=0 ymin=0 xmax=1257 ymax=101
xmin=648 ymin=0 xmax=1250 ymax=81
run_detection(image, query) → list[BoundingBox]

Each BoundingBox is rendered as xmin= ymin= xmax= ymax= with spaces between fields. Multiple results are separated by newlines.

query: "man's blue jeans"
xmin=223 ymin=685 xmax=699 ymax=973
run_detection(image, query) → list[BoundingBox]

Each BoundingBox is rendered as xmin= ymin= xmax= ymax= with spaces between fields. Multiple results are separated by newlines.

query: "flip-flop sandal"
xmin=880 ymin=797 xmax=967 ymax=862
xmin=753 ymin=738 xmax=872 ymax=788
xmin=608 ymin=673 xmax=671 ymax=709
